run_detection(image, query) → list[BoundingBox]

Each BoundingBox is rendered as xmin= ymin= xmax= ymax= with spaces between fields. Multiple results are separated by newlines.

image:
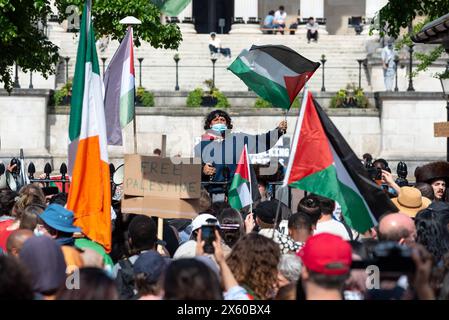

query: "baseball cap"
xmin=133 ymin=251 xmax=168 ymax=284
xmin=191 ymin=214 xmax=220 ymax=232
xmin=297 ymin=233 xmax=352 ymax=275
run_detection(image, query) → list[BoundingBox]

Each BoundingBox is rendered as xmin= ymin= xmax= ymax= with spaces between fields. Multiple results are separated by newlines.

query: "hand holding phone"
xmin=201 ymin=224 xmax=216 ymax=254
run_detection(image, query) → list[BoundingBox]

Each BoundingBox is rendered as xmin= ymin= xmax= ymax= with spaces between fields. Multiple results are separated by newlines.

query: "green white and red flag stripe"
xmin=283 ymin=90 xmax=397 ymax=233
xmin=103 ymin=26 xmax=135 ymax=145
xmin=228 ymin=145 xmax=253 ymax=210
xmin=228 ymin=45 xmax=320 ymax=110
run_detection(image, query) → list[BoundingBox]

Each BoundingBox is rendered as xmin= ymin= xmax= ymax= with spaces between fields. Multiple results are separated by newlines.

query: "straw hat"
xmin=391 ymin=186 xmax=431 ymax=217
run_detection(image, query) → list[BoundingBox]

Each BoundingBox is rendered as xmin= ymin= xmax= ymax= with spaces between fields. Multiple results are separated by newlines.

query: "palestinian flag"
xmin=67 ymin=0 xmax=112 ymax=252
xmin=283 ymin=90 xmax=397 ymax=233
xmin=104 ymin=26 xmax=135 ymax=145
xmin=228 ymin=145 xmax=259 ymax=210
xmin=228 ymin=45 xmax=320 ymax=110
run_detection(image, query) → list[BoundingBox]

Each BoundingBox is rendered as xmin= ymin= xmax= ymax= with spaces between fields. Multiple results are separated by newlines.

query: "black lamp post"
xmin=13 ymin=63 xmax=20 ymax=88
xmin=174 ymin=54 xmax=180 ymax=91
xmin=357 ymin=59 xmax=364 ymax=90
xmin=394 ymin=55 xmax=400 ymax=92
xmin=320 ymin=54 xmax=326 ymax=92
xmin=211 ymin=57 xmax=217 ymax=89
xmin=138 ymin=58 xmax=144 ymax=88
xmin=440 ymin=60 xmax=449 ymax=162
xmin=407 ymin=44 xmax=415 ymax=91
xmin=29 ymin=71 xmax=33 ymax=89
xmin=64 ymin=57 xmax=70 ymax=84
xmin=101 ymin=57 xmax=107 ymax=78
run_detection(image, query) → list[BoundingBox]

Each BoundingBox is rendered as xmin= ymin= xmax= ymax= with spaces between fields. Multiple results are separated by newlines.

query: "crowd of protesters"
xmin=1 ymin=155 xmax=449 ymax=300
xmin=2 ymin=109 xmax=449 ymax=300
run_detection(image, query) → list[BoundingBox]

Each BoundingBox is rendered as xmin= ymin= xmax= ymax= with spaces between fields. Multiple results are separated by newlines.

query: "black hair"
xmin=279 ymin=5 xmax=284 ymax=11
xmin=308 ymin=17 xmax=314 ymax=20
xmin=164 ymin=258 xmax=223 ymax=300
xmin=373 ymin=158 xmax=390 ymax=172
xmin=49 ymin=193 xmax=68 ymax=206
xmin=363 ymin=153 xmax=373 ymax=162
xmin=0 ymin=255 xmax=34 ymax=300
xmin=0 ymin=189 xmax=17 ymax=217
xmin=135 ymin=273 xmax=163 ymax=297
xmin=56 ymin=268 xmax=118 ymax=300
xmin=268 ymin=10 xmax=275 ymax=15
xmin=217 ymin=208 xmax=245 ymax=248
xmin=162 ymin=222 xmax=180 ymax=257
xmin=314 ymin=195 xmax=335 ymax=215
xmin=128 ymin=215 xmax=158 ymax=253
xmin=153 ymin=148 xmax=162 ymax=156
xmin=288 ymin=212 xmax=313 ymax=231
xmin=41 ymin=221 xmax=74 ymax=239
xmin=203 ymin=110 xmax=233 ymax=130
xmin=415 ymin=209 xmax=449 ymax=262
xmin=306 ymin=269 xmax=349 ymax=291
xmin=297 ymin=195 xmax=321 ymax=225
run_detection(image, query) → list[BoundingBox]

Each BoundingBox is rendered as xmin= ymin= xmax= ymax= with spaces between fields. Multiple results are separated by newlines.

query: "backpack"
xmin=115 ymin=258 xmax=136 ymax=300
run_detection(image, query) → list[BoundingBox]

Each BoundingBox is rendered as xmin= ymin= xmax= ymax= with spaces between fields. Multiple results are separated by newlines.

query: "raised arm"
xmin=233 ymin=120 xmax=287 ymax=154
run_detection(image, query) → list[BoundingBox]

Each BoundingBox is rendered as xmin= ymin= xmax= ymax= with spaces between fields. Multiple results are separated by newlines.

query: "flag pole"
xmin=271 ymin=186 xmax=284 ymax=240
xmin=131 ymin=26 xmax=137 ymax=155
xmin=245 ymin=144 xmax=253 ymax=214
xmin=272 ymin=81 xmax=311 ymax=239
xmin=133 ymin=108 xmax=137 ymax=154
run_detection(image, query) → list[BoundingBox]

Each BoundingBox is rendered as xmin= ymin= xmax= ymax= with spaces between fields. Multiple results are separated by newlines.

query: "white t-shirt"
xmin=315 ymin=219 xmax=351 ymax=241
xmin=209 ymin=38 xmax=221 ymax=49
xmin=274 ymin=10 xmax=287 ymax=24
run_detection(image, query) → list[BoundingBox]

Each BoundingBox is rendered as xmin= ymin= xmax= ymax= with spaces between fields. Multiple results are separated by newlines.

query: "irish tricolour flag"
xmin=228 ymin=45 xmax=320 ymax=110
xmin=104 ymin=26 xmax=135 ymax=146
xmin=284 ymin=90 xmax=397 ymax=233
xmin=228 ymin=145 xmax=254 ymax=210
xmin=67 ymin=0 xmax=112 ymax=252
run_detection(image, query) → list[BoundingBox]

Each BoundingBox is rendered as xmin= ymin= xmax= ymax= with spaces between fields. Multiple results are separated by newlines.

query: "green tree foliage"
xmin=372 ymin=0 xmax=449 ymax=77
xmin=0 ymin=0 xmax=182 ymax=91
xmin=373 ymin=0 xmax=449 ymax=38
xmin=0 ymin=0 xmax=59 ymax=91
xmin=55 ymin=0 xmax=182 ymax=48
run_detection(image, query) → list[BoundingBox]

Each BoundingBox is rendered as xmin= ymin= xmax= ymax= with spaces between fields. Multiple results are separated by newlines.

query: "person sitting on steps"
xmin=209 ymin=32 xmax=232 ymax=60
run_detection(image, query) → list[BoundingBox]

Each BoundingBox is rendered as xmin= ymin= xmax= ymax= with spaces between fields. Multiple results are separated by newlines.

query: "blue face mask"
xmin=211 ymin=123 xmax=227 ymax=133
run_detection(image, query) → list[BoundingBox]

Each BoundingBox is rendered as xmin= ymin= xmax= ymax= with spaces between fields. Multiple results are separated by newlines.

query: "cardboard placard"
xmin=121 ymin=196 xmax=199 ymax=220
xmin=122 ymin=154 xmax=201 ymax=219
xmin=434 ymin=122 xmax=449 ymax=137
xmin=123 ymin=155 xmax=201 ymax=199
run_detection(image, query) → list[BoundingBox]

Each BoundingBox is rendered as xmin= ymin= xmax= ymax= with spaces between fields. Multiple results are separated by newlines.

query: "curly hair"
xmin=203 ymin=110 xmax=233 ymax=130
xmin=12 ymin=192 xmax=45 ymax=220
xmin=415 ymin=209 xmax=449 ymax=262
xmin=226 ymin=233 xmax=280 ymax=299
xmin=19 ymin=184 xmax=46 ymax=203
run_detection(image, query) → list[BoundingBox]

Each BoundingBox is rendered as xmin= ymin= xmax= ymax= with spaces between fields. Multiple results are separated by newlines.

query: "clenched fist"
xmin=203 ymin=163 xmax=216 ymax=176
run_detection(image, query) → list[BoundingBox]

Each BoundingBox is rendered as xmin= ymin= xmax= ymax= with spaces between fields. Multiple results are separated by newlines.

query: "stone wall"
xmin=1 ymin=89 xmax=448 ymax=180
